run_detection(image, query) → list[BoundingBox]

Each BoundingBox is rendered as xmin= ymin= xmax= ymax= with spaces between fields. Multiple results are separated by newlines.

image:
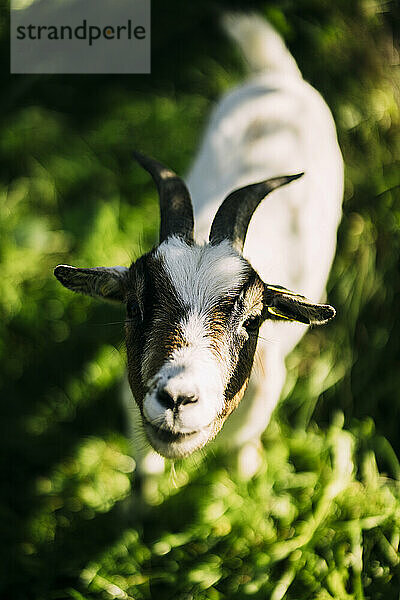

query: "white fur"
xmin=185 ymin=15 xmax=343 ymax=463
xmin=155 ymin=237 xmax=249 ymax=313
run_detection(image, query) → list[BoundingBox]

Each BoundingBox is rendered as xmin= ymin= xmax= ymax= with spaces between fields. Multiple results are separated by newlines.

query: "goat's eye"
xmin=242 ymin=315 xmax=261 ymax=333
xmin=126 ymin=300 xmax=140 ymax=320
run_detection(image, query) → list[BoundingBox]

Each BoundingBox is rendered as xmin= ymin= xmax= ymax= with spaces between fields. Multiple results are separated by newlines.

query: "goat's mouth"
xmin=143 ymin=420 xmax=213 ymax=458
xmin=146 ymin=422 xmax=197 ymax=443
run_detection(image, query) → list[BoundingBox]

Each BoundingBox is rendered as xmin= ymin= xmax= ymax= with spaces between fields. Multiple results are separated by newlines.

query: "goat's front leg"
xmin=217 ymin=345 xmax=287 ymax=479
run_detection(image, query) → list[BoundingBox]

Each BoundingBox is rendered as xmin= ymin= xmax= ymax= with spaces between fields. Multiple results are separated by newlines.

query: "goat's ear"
xmin=54 ymin=265 xmax=128 ymax=303
xmin=263 ymin=284 xmax=336 ymax=325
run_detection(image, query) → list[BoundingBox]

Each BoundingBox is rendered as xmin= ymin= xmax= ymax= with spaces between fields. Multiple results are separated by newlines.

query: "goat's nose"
xmin=176 ymin=393 xmax=198 ymax=407
xmin=157 ymin=389 xmax=175 ymax=410
xmin=157 ymin=389 xmax=198 ymax=410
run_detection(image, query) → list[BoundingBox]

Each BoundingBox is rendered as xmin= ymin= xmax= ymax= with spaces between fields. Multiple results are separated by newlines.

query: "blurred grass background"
xmin=1 ymin=0 xmax=400 ymax=598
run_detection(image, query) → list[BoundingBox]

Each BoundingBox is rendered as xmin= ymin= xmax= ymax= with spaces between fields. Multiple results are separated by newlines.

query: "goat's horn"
xmin=133 ymin=151 xmax=194 ymax=244
xmin=209 ymin=173 xmax=304 ymax=253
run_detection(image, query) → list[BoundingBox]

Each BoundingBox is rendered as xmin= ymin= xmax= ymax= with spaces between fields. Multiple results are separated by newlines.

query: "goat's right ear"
xmin=54 ymin=265 xmax=128 ymax=303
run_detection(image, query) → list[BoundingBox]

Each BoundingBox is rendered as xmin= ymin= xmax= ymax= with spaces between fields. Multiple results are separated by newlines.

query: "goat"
xmin=54 ymin=15 xmax=343 ymax=476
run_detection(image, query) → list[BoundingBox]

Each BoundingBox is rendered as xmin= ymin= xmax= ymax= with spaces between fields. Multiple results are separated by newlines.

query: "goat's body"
xmin=186 ymin=16 xmax=343 ymax=463
xmin=55 ymin=15 xmax=342 ymax=481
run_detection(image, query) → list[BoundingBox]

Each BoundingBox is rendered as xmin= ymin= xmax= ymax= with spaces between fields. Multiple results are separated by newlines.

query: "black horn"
xmin=133 ymin=151 xmax=194 ymax=244
xmin=209 ymin=173 xmax=304 ymax=253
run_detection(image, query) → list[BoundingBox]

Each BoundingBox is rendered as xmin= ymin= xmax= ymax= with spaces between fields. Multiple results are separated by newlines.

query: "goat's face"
xmin=125 ymin=238 xmax=264 ymax=457
xmin=54 ymin=152 xmax=336 ymax=458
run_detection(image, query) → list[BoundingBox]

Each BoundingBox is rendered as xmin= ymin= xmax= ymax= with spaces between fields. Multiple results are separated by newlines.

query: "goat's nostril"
xmin=157 ymin=389 xmax=199 ymax=410
xmin=176 ymin=394 xmax=198 ymax=407
xmin=157 ymin=389 xmax=175 ymax=410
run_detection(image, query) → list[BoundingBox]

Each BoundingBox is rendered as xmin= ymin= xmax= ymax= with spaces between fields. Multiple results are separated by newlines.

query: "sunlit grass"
xmin=62 ymin=415 xmax=400 ymax=599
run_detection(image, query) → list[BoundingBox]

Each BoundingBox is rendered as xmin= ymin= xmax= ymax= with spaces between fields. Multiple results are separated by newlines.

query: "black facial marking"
xmin=126 ymin=299 xmax=140 ymax=320
xmin=213 ymin=273 xmax=265 ymax=411
xmin=125 ymin=249 xmax=192 ymax=407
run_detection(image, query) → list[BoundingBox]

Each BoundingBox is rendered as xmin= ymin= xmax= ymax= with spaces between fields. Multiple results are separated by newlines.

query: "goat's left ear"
xmin=263 ymin=284 xmax=336 ymax=325
xmin=54 ymin=265 xmax=128 ymax=302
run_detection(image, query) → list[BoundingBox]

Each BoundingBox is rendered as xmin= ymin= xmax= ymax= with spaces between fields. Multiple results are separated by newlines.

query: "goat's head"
xmin=54 ymin=153 xmax=336 ymax=458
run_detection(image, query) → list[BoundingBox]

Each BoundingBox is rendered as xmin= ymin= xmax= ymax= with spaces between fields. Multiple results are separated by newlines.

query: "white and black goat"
xmin=54 ymin=15 xmax=343 ymax=474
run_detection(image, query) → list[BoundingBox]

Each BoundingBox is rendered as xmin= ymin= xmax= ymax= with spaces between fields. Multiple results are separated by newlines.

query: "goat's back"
xmin=187 ymin=15 xmax=343 ymax=358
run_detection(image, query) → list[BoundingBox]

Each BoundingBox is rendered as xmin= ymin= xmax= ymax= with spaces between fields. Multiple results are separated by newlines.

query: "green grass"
xmin=1 ymin=1 xmax=400 ymax=598
xmin=20 ymin=415 xmax=400 ymax=599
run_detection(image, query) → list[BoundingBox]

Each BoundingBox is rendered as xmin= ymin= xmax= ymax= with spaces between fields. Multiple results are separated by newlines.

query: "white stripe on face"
xmin=155 ymin=236 xmax=251 ymax=313
xmin=141 ymin=237 xmax=251 ymax=385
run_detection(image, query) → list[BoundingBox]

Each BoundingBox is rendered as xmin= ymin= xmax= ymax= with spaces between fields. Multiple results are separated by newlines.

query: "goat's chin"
xmin=143 ymin=421 xmax=215 ymax=458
